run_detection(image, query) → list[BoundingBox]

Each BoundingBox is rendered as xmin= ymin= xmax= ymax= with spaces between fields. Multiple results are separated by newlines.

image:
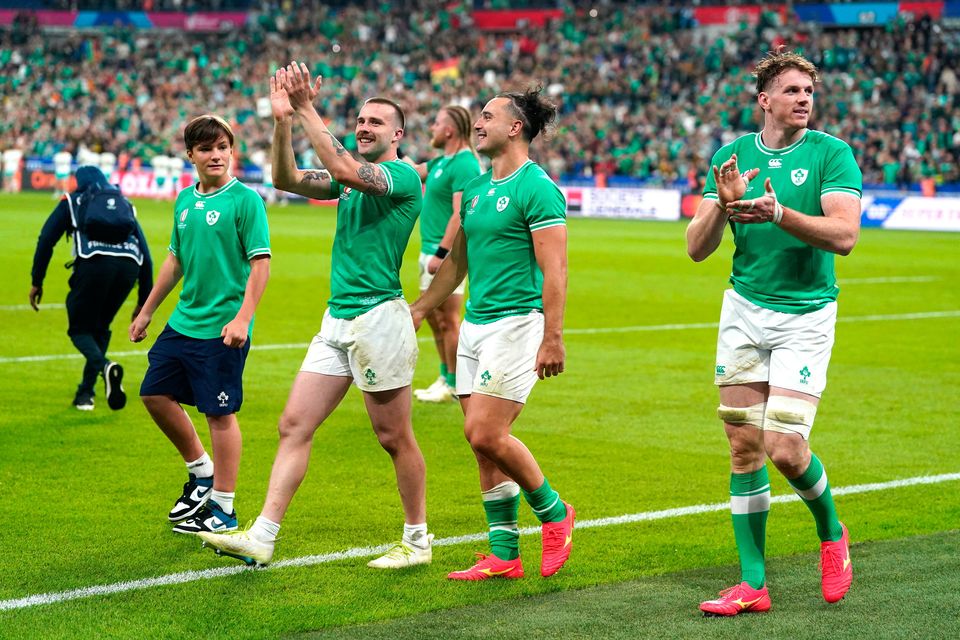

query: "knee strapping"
xmin=717 ymin=403 xmax=766 ymax=428
xmin=764 ymin=396 xmax=817 ymax=440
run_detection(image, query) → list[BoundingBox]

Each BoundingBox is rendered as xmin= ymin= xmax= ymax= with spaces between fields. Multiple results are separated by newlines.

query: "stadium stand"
xmin=0 ymin=1 xmax=957 ymax=190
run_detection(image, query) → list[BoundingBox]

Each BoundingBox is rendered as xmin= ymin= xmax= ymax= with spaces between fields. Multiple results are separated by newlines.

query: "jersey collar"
xmin=193 ymin=176 xmax=237 ymax=198
xmin=754 ymin=130 xmax=808 ymax=156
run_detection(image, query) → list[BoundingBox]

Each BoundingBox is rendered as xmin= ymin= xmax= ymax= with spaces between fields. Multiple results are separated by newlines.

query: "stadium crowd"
xmin=1 ymin=1 xmax=957 ymax=189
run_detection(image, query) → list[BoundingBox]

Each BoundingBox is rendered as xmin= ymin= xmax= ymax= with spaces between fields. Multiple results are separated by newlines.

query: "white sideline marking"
xmin=1 ymin=472 xmax=958 ymax=612
xmin=2 ymin=309 xmax=959 ymax=365
xmin=839 ymin=276 xmax=939 ymax=285
xmin=0 ymin=276 xmax=938 ymax=312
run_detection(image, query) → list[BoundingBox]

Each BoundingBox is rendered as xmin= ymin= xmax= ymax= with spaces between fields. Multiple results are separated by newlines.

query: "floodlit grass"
xmin=1 ymin=192 xmax=958 ymax=638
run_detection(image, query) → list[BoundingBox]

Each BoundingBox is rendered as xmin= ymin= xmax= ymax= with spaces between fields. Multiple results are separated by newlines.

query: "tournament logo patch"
xmin=179 ymin=209 xmax=188 ymax=222
xmin=496 ymin=196 xmax=510 ymax=212
xmin=206 ymin=210 xmax=221 ymax=225
xmin=791 ymin=168 xmax=809 ymax=186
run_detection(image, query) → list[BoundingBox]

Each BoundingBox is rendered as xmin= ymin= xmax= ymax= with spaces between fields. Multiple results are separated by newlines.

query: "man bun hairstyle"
xmin=498 ymin=86 xmax=558 ymax=143
xmin=184 ymin=114 xmax=235 ymax=151
xmin=754 ymin=47 xmax=819 ymax=94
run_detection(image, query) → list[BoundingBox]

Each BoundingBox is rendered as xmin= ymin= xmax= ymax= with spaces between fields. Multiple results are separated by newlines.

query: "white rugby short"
xmin=300 ymin=298 xmax=418 ymax=392
xmin=419 ymin=252 xmax=466 ymax=295
xmin=714 ymin=289 xmax=835 ymax=397
xmin=457 ymin=311 xmax=544 ymax=403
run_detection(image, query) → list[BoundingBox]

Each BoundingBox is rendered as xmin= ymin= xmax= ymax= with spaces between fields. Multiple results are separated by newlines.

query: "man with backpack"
xmin=30 ymin=165 xmax=154 ymax=411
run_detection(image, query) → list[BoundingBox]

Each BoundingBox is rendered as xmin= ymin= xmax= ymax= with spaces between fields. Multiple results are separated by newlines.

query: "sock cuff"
xmin=730 ymin=466 xmax=770 ymax=495
xmin=788 ymin=454 xmax=826 ymax=492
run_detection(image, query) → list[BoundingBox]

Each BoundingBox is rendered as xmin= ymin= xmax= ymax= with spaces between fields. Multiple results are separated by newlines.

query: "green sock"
xmin=444 ymin=370 xmax=456 ymax=387
xmin=730 ymin=467 xmax=770 ymax=589
xmin=522 ymin=478 xmax=567 ymax=524
xmin=482 ymin=481 xmax=520 ymax=560
xmin=788 ymin=454 xmax=843 ymax=542
xmin=439 ymin=363 xmax=448 ymax=379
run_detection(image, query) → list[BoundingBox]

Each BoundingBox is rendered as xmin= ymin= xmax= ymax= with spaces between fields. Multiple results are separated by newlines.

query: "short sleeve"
xmin=236 ymin=190 xmax=272 ymax=260
xmin=821 ymin=142 xmax=863 ymax=198
xmin=450 ymin=154 xmax=482 ymax=193
xmin=524 ymin=173 xmax=566 ymax=232
xmin=382 ymin=161 xmax=422 ymax=201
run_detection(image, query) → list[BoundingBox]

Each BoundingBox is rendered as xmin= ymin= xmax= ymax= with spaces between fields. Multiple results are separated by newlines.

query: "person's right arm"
xmin=686 ymin=153 xmax=759 ymax=262
xmin=410 ymin=227 xmax=468 ymax=329
xmin=29 ymin=199 xmax=71 ymax=310
xmin=129 ymin=252 xmax=182 ymax=342
xmin=269 ymin=71 xmax=337 ymax=200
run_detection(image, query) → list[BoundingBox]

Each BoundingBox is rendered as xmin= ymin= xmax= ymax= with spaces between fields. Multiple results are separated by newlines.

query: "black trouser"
xmin=65 ymin=255 xmax=139 ymax=395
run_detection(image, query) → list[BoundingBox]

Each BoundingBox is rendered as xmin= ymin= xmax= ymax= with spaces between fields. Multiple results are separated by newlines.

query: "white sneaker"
xmin=414 ymin=376 xmax=445 ymax=399
xmin=199 ymin=529 xmax=275 ymax=566
xmin=415 ymin=378 xmax=457 ymax=403
xmin=367 ymin=534 xmax=434 ymax=569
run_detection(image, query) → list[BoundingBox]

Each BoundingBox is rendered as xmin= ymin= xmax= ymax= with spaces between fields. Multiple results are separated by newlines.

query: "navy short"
xmin=140 ymin=325 xmax=251 ymax=416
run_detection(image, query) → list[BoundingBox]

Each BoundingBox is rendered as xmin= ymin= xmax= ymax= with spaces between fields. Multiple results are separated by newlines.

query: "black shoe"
xmin=172 ymin=501 xmax=238 ymax=535
xmin=103 ymin=361 xmax=126 ymax=410
xmin=168 ymin=473 xmax=213 ymax=522
xmin=73 ymin=391 xmax=95 ymax=411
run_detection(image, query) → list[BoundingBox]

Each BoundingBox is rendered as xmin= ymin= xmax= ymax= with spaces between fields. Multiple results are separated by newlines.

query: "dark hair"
xmin=442 ymin=105 xmax=476 ymax=153
xmin=183 ymin=114 xmax=235 ymax=151
xmin=364 ymin=97 xmax=405 ymax=130
xmin=754 ymin=48 xmax=819 ymax=94
xmin=496 ymin=87 xmax=557 ymax=142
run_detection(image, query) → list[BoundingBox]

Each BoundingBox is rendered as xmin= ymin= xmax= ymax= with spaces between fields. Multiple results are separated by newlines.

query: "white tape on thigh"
xmin=764 ymin=395 xmax=817 ymax=439
xmin=717 ymin=403 xmax=766 ymax=428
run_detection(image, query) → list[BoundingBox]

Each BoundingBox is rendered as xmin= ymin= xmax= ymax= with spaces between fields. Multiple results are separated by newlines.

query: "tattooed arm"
xmin=282 ymin=62 xmax=391 ymax=197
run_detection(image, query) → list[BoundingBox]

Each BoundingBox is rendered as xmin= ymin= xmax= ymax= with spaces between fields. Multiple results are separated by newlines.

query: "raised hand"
xmin=269 ymin=70 xmax=295 ymax=121
xmin=712 ymin=153 xmax=760 ymax=207
xmin=280 ymin=61 xmax=322 ymax=112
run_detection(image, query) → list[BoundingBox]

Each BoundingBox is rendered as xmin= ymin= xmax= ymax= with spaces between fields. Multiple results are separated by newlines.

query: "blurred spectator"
xmin=0 ymin=2 xmax=957 ymax=190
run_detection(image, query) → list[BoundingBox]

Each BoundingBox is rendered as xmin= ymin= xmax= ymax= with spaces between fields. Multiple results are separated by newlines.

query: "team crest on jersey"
xmin=791 ymin=168 xmax=809 ymax=186
xmin=206 ymin=210 xmax=220 ymax=225
xmin=434 ymin=168 xmax=443 ymax=179
xmin=194 ymin=201 xmax=205 ymax=209
xmin=768 ymin=158 xmax=782 ymax=168
xmin=496 ymin=196 xmax=510 ymax=212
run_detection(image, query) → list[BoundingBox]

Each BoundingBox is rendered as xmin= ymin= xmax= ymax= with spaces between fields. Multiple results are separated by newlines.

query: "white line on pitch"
xmin=1 ymin=471 xmax=958 ymax=612
xmin=1 ymin=309 xmax=959 ymax=365
xmin=838 ymin=276 xmax=939 ymax=285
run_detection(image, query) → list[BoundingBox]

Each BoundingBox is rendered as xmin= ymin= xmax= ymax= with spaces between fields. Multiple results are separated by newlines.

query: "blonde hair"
xmin=753 ymin=48 xmax=819 ymax=94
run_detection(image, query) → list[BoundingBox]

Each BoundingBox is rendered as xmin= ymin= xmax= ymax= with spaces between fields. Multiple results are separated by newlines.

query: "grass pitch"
xmin=1 ymin=192 xmax=958 ymax=638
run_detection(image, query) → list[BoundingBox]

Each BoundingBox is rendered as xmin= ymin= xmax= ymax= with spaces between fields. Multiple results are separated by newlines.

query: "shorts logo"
xmin=480 ymin=370 xmax=492 ymax=387
xmin=217 ymin=391 xmax=229 ymax=407
xmin=364 ymin=368 xmax=377 ymax=385
xmin=768 ymin=158 xmax=782 ymax=168
xmin=715 ymin=365 xmax=726 ymax=376
xmin=799 ymin=365 xmax=811 ymax=384
xmin=496 ymin=196 xmax=510 ymax=212
xmin=206 ymin=210 xmax=221 ymax=225
xmin=791 ymin=168 xmax=809 ymax=186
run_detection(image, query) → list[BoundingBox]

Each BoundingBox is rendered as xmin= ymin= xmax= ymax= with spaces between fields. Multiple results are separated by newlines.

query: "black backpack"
xmin=75 ymin=182 xmax=137 ymax=244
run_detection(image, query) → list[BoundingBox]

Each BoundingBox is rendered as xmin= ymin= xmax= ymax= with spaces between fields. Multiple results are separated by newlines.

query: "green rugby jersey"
xmin=169 ymin=177 xmax=272 ymax=339
xmin=328 ymin=159 xmax=422 ymax=319
xmin=420 ymin=149 xmax=481 ymax=255
xmin=703 ymin=130 xmax=862 ymax=313
xmin=460 ymin=160 xmax=566 ymax=324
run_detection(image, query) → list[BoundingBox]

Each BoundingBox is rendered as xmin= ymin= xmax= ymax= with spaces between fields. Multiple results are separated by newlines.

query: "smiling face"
xmin=759 ymin=67 xmax=815 ymax=131
xmin=474 ymin=97 xmax=522 ymax=158
xmin=355 ymin=102 xmax=402 ymax=162
xmin=186 ymin=133 xmax=232 ymax=188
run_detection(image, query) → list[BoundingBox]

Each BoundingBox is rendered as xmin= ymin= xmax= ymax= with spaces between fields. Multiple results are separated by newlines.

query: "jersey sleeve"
xmin=236 ymin=189 xmax=272 ymax=260
xmin=450 ymin=154 xmax=481 ymax=193
xmin=382 ymin=160 xmax=422 ymax=202
xmin=168 ymin=195 xmax=183 ymax=257
xmin=821 ymin=141 xmax=863 ymax=198
xmin=523 ymin=172 xmax=566 ymax=232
